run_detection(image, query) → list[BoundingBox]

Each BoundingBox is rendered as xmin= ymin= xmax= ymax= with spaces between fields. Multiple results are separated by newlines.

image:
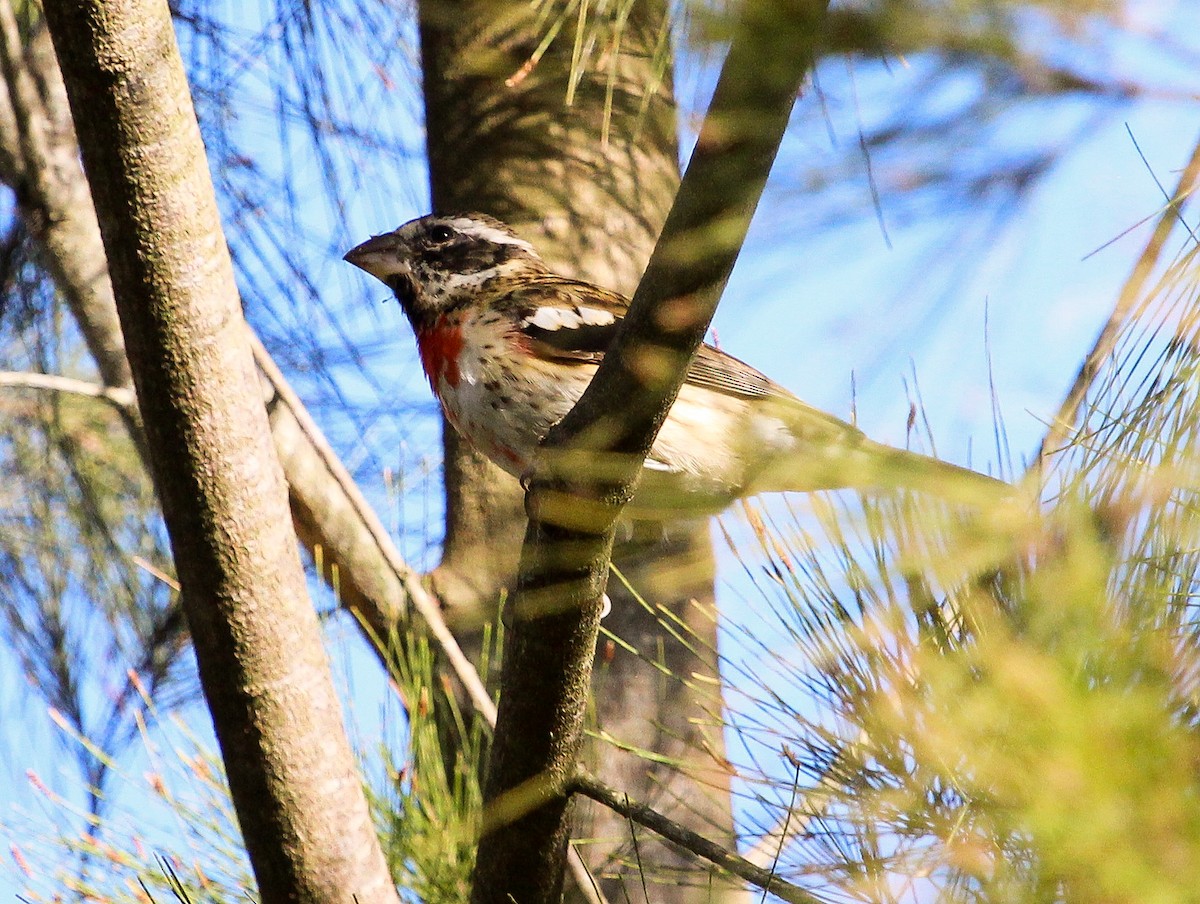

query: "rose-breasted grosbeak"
xmin=345 ymin=214 xmax=1006 ymax=518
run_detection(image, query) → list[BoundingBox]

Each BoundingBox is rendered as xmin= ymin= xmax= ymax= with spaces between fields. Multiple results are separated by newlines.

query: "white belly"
xmin=432 ymin=313 xmax=796 ymax=513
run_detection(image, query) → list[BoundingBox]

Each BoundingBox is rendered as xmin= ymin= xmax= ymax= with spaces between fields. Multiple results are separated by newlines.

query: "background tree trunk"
xmin=417 ymin=0 xmax=736 ymax=896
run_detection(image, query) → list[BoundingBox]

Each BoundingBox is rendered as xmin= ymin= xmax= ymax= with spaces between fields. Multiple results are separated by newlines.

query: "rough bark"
xmin=41 ymin=3 xmax=399 ymax=902
xmin=417 ymin=0 xmax=737 ymax=898
xmin=470 ymin=0 xmax=829 ymax=897
xmin=580 ymin=524 xmax=735 ymax=890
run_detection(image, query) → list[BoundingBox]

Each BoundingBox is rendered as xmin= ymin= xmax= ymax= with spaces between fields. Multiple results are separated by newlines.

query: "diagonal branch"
xmin=570 ymin=773 xmax=820 ymax=904
xmin=248 ymin=329 xmax=498 ymax=724
xmin=470 ymin=0 xmax=831 ymax=900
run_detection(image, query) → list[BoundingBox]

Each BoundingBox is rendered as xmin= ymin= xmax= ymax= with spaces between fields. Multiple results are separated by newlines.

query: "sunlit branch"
xmin=0 ymin=370 xmax=137 ymax=410
xmin=247 ymin=330 xmax=498 ymax=725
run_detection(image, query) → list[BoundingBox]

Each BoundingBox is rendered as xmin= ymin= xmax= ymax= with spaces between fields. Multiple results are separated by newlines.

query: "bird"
xmin=344 ymin=213 xmax=1008 ymax=519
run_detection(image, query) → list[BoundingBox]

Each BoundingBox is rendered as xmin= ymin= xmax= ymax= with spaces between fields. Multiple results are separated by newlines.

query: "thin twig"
xmin=740 ymin=731 xmax=868 ymax=873
xmin=1036 ymin=132 xmax=1200 ymax=470
xmin=1126 ymin=124 xmax=1200 ymax=245
xmin=570 ymin=774 xmax=821 ymax=904
xmin=0 ymin=370 xmax=137 ymax=410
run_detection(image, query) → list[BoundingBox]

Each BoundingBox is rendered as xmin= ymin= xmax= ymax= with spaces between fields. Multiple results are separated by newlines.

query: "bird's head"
xmin=344 ymin=213 xmax=547 ymax=327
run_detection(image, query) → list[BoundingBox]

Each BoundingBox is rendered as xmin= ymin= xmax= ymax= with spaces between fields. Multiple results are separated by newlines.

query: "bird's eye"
xmin=428 ymin=224 xmax=455 ymax=244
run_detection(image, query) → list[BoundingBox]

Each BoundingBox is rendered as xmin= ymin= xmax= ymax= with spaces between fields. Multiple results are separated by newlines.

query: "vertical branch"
xmin=42 ymin=3 xmax=399 ymax=902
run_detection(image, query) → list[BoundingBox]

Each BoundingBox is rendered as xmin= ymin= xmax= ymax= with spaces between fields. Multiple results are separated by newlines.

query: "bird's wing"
xmin=685 ymin=343 xmax=791 ymax=400
xmin=509 ymin=276 xmax=627 ymax=363
xmin=510 ymin=276 xmax=802 ymax=402
xmin=508 ymin=275 xmax=867 ymax=473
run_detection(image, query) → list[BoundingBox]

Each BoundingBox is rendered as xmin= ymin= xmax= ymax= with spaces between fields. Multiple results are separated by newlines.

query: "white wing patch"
xmin=524 ymin=305 xmax=616 ymax=332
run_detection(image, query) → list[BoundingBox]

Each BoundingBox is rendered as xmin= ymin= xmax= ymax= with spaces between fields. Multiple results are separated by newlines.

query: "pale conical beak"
xmin=343 ymin=233 xmax=409 ymax=283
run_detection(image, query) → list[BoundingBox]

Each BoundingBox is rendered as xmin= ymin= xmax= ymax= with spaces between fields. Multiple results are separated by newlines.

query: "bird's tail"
xmin=750 ymin=436 xmax=1012 ymax=507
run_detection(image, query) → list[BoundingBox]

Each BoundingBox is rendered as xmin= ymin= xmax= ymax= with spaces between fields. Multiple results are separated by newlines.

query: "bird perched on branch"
xmin=345 ymin=213 xmax=1007 ymax=519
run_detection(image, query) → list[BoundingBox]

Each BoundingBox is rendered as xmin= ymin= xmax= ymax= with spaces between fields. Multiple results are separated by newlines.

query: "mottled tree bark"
xmin=417 ymin=0 xmax=735 ymax=898
xmin=41 ymin=3 xmax=399 ymax=902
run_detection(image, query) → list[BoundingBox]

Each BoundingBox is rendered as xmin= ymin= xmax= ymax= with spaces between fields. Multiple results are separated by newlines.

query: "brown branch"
xmin=570 ymin=773 xmax=821 ymax=904
xmin=0 ymin=4 xmax=55 ymax=211
xmin=470 ymin=0 xmax=830 ymax=900
xmin=0 ymin=15 xmax=134 ymax=392
xmin=1035 ymin=133 xmax=1200 ymax=471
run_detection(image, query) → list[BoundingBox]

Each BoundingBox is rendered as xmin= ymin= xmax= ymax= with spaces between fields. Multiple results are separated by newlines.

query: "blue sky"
xmin=3 ymin=2 xmax=1199 ymax=899
xmin=728 ymin=100 xmax=1197 ymax=465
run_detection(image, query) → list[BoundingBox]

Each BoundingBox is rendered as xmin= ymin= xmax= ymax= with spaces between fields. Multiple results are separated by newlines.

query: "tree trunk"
xmin=41 ymin=4 xmax=399 ymax=902
xmin=0 ymin=16 xmax=424 ymax=674
xmin=417 ymin=0 xmax=735 ymax=897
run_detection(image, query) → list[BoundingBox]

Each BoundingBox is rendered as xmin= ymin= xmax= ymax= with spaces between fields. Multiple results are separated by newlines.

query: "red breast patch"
xmin=416 ymin=320 xmax=464 ymax=389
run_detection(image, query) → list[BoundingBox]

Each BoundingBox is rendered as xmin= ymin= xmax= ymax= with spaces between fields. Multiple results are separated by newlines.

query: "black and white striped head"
xmin=344 ymin=213 xmax=547 ymax=326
